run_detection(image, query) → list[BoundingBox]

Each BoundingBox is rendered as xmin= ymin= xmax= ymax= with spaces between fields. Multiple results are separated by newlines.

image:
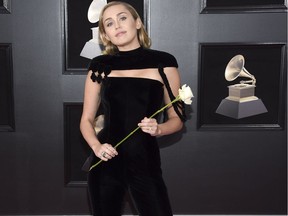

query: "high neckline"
xmin=117 ymin=46 xmax=143 ymax=56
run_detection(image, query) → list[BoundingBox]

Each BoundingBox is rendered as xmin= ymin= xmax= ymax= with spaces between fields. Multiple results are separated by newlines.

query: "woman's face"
xmin=102 ymin=4 xmax=141 ymax=51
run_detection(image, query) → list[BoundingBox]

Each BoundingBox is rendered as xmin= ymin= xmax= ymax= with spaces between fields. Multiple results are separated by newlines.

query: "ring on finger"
xmin=101 ymin=151 xmax=106 ymax=158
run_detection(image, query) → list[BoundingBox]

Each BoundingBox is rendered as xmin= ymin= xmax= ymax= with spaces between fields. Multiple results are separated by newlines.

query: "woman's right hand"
xmin=92 ymin=143 xmax=118 ymax=161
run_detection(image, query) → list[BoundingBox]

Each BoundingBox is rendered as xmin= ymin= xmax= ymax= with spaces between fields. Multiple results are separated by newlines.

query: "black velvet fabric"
xmin=89 ymin=46 xmax=178 ymax=81
xmin=86 ymin=47 xmax=178 ymax=216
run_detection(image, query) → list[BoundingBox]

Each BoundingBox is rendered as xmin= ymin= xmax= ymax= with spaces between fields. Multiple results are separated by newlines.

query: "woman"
xmin=80 ymin=1 xmax=185 ymax=215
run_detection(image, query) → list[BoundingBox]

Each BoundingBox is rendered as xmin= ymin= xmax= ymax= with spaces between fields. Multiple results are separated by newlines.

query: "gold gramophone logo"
xmin=216 ymin=54 xmax=268 ymax=119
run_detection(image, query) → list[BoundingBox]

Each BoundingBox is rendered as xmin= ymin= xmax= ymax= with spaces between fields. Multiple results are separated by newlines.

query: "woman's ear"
xmin=136 ymin=18 xmax=141 ymax=30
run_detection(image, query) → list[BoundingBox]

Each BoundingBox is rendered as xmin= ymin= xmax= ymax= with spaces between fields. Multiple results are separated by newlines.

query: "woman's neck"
xmin=117 ymin=41 xmax=141 ymax=52
xmin=117 ymin=46 xmax=143 ymax=56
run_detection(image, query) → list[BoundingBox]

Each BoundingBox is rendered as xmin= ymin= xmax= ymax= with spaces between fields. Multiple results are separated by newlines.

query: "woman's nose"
xmin=115 ymin=20 xmax=120 ymax=29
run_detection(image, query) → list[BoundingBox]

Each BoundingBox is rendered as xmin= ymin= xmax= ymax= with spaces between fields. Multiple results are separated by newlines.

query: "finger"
xmin=99 ymin=145 xmax=118 ymax=161
xmin=105 ymin=145 xmax=118 ymax=156
xmin=105 ymin=148 xmax=117 ymax=158
xmin=99 ymin=151 xmax=109 ymax=161
xmin=143 ymin=126 xmax=153 ymax=133
xmin=141 ymin=117 xmax=149 ymax=123
xmin=139 ymin=121 xmax=155 ymax=128
xmin=104 ymin=152 xmax=113 ymax=159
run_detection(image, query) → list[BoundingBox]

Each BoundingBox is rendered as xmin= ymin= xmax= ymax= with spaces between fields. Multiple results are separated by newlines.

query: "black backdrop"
xmin=65 ymin=0 xmax=145 ymax=71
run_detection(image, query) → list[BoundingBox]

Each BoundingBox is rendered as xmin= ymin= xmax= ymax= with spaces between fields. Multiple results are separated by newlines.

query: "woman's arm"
xmin=80 ymin=71 xmax=117 ymax=161
xmin=138 ymin=67 xmax=183 ymax=136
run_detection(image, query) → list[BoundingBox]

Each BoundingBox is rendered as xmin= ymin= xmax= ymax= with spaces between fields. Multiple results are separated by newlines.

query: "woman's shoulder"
xmin=145 ymin=48 xmax=175 ymax=58
xmin=88 ymin=54 xmax=114 ymax=83
xmin=144 ymin=48 xmax=178 ymax=68
xmin=90 ymin=54 xmax=112 ymax=64
xmin=88 ymin=54 xmax=113 ymax=71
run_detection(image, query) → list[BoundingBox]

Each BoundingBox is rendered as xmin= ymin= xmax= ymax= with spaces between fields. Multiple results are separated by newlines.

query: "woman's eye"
xmin=119 ymin=16 xmax=127 ymax=21
xmin=106 ymin=22 xmax=113 ymax=27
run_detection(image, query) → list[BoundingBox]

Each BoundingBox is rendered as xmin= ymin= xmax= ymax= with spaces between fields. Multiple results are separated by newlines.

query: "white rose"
xmin=178 ymin=84 xmax=193 ymax=105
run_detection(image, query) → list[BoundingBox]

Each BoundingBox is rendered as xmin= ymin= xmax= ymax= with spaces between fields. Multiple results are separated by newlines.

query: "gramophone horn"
xmin=225 ymin=55 xmax=256 ymax=85
xmin=88 ymin=0 xmax=107 ymax=24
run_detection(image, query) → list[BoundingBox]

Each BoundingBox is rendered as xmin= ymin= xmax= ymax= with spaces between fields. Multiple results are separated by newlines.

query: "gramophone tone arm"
xmin=240 ymin=76 xmax=256 ymax=85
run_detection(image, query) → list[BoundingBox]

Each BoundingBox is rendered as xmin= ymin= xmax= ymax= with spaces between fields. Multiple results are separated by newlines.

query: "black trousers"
xmin=87 ymin=160 xmax=173 ymax=216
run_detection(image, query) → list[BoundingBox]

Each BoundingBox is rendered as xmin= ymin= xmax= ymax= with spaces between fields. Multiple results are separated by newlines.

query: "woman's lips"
xmin=115 ymin=31 xmax=126 ymax=37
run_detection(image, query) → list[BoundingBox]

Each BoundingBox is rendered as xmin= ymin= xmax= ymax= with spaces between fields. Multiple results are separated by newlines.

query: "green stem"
xmin=89 ymin=95 xmax=181 ymax=171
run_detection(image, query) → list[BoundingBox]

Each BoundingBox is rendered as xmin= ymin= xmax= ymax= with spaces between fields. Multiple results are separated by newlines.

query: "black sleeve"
xmin=88 ymin=56 xmax=111 ymax=83
xmin=158 ymin=64 xmax=186 ymax=122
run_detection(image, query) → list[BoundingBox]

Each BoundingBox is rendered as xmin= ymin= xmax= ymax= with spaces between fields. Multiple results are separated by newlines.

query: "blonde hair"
xmin=98 ymin=1 xmax=151 ymax=55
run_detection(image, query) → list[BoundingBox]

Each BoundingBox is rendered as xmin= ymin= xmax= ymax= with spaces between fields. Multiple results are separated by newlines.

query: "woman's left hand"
xmin=138 ymin=117 xmax=160 ymax=136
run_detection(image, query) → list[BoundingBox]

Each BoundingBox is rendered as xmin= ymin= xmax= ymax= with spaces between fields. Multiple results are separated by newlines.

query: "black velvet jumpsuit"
xmin=85 ymin=47 xmax=184 ymax=216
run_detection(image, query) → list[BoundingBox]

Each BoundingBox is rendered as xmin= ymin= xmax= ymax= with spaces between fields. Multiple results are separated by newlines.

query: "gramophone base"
xmin=216 ymin=97 xmax=268 ymax=119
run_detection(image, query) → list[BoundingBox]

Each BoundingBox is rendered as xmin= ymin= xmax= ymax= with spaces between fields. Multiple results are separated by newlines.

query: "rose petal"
xmin=179 ymin=84 xmax=193 ymax=105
